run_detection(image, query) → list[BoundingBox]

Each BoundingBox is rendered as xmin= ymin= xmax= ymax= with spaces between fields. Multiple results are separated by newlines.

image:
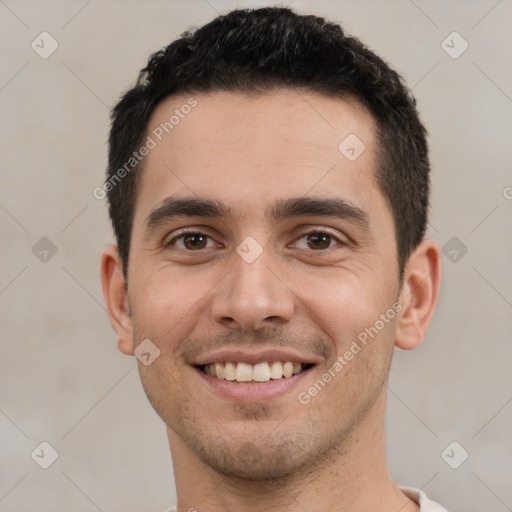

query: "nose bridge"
xmin=211 ymin=244 xmax=294 ymax=330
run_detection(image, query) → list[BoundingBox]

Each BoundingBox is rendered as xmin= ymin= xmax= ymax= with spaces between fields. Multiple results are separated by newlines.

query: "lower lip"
xmin=194 ymin=366 xmax=314 ymax=402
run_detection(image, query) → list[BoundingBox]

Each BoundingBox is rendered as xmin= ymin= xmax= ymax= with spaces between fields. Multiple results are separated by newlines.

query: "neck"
xmin=168 ymin=393 xmax=418 ymax=512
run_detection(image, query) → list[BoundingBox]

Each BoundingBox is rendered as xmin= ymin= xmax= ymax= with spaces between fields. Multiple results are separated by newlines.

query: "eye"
xmin=166 ymin=230 xmax=217 ymax=251
xmin=293 ymin=230 xmax=343 ymax=251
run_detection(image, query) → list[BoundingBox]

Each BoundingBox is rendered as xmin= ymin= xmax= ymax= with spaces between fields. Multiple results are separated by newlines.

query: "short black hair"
xmin=107 ymin=7 xmax=430 ymax=280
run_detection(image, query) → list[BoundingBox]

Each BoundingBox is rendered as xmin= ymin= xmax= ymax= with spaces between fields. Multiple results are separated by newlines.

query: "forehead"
xmin=135 ymin=90 xmax=388 ymax=230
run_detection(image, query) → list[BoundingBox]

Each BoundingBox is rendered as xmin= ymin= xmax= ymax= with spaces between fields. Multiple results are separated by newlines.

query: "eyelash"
xmin=295 ymin=229 xmax=344 ymax=250
xmin=165 ymin=228 xmax=344 ymax=251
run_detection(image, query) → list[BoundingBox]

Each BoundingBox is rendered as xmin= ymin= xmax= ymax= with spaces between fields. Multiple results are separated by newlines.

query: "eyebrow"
xmin=268 ymin=197 xmax=369 ymax=228
xmin=144 ymin=197 xmax=231 ymax=233
xmin=144 ymin=196 xmax=370 ymax=234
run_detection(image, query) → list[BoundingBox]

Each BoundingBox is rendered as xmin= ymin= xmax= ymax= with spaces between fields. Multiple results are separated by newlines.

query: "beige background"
xmin=1 ymin=0 xmax=511 ymax=511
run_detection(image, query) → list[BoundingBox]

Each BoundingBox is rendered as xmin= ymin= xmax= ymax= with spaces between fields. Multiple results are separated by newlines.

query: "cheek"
xmin=295 ymin=266 xmax=396 ymax=348
xmin=129 ymin=267 xmax=212 ymax=348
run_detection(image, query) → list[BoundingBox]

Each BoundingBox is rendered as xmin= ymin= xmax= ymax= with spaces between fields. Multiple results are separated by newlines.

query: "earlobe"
xmin=395 ymin=239 xmax=442 ymax=351
xmin=100 ymin=245 xmax=135 ymax=355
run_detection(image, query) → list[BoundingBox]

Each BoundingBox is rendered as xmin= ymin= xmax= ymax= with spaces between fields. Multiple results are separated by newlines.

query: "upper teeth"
xmin=204 ymin=361 xmax=304 ymax=382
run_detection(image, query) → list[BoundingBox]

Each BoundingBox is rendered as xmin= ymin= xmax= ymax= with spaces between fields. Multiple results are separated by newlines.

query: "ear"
xmin=100 ymin=245 xmax=134 ymax=355
xmin=395 ymin=239 xmax=442 ymax=350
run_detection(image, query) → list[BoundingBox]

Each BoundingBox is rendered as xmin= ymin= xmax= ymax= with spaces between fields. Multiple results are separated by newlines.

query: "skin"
xmin=101 ymin=90 xmax=441 ymax=512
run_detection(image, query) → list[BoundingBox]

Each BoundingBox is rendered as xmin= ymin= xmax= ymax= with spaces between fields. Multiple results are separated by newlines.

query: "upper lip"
xmin=190 ymin=347 xmax=323 ymax=366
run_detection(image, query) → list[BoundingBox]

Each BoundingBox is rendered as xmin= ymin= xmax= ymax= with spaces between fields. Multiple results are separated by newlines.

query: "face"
xmin=125 ymin=90 xmax=402 ymax=478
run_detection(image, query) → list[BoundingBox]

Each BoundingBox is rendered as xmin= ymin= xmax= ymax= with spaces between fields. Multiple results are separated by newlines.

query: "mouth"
xmin=198 ymin=361 xmax=315 ymax=383
xmin=190 ymin=348 xmax=322 ymax=402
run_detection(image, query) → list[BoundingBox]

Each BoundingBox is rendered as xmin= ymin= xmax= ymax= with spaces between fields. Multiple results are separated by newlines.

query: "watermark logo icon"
xmin=441 ymin=441 xmax=469 ymax=469
xmin=134 ymin=339 xmax=161 ymax=366
xmin=31 ymin=32 xmax=59 ymax=59
xmin=338 ymin=134 xmax=366 ymax=161
xmin=236 ymin=236 xmax=263 ymax=264
xmin=31 ymin=441 xmax=59 ymax=469
xmin=441 ymin=31 xmax=468 ymax=59
xmin=32 ymin=237 xmax=58 ymax=263
xmin=442 ymin=236 xmax=468 ymax=263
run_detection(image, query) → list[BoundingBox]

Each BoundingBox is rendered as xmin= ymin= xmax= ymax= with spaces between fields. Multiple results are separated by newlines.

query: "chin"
xmin=182 ymin=418 xmax=338 ymax=481
xmin=196 ymin=440 xmax=308 ymax=480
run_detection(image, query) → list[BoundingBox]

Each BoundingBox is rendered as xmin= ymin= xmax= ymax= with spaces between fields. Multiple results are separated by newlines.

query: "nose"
xmin=210 ymin=249 xmax=295 ymax=332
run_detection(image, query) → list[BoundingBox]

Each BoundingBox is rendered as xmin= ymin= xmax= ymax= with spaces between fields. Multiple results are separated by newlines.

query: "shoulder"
xmin=399 ymin=486 xmax=449 ymax=512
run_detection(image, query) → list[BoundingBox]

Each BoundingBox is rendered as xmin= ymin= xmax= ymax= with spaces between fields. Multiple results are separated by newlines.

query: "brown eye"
xmin=166 ymin=231 xmax=216 ymax=251
xmin=292 ymin=230 xmax=342 ymax=251
xmin=182 ymin=233 xmax=208 ymax=250
xmin=306 ymin=232 xmax=333 ymax=250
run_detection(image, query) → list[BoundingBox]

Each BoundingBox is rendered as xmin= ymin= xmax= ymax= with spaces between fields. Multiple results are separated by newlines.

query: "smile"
xmin=200 ymin=361 xmax=314 ymax=383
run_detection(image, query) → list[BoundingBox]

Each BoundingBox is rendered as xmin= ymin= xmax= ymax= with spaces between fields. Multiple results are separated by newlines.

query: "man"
xmin=101 ymin=7 xmax=444 ymax=511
